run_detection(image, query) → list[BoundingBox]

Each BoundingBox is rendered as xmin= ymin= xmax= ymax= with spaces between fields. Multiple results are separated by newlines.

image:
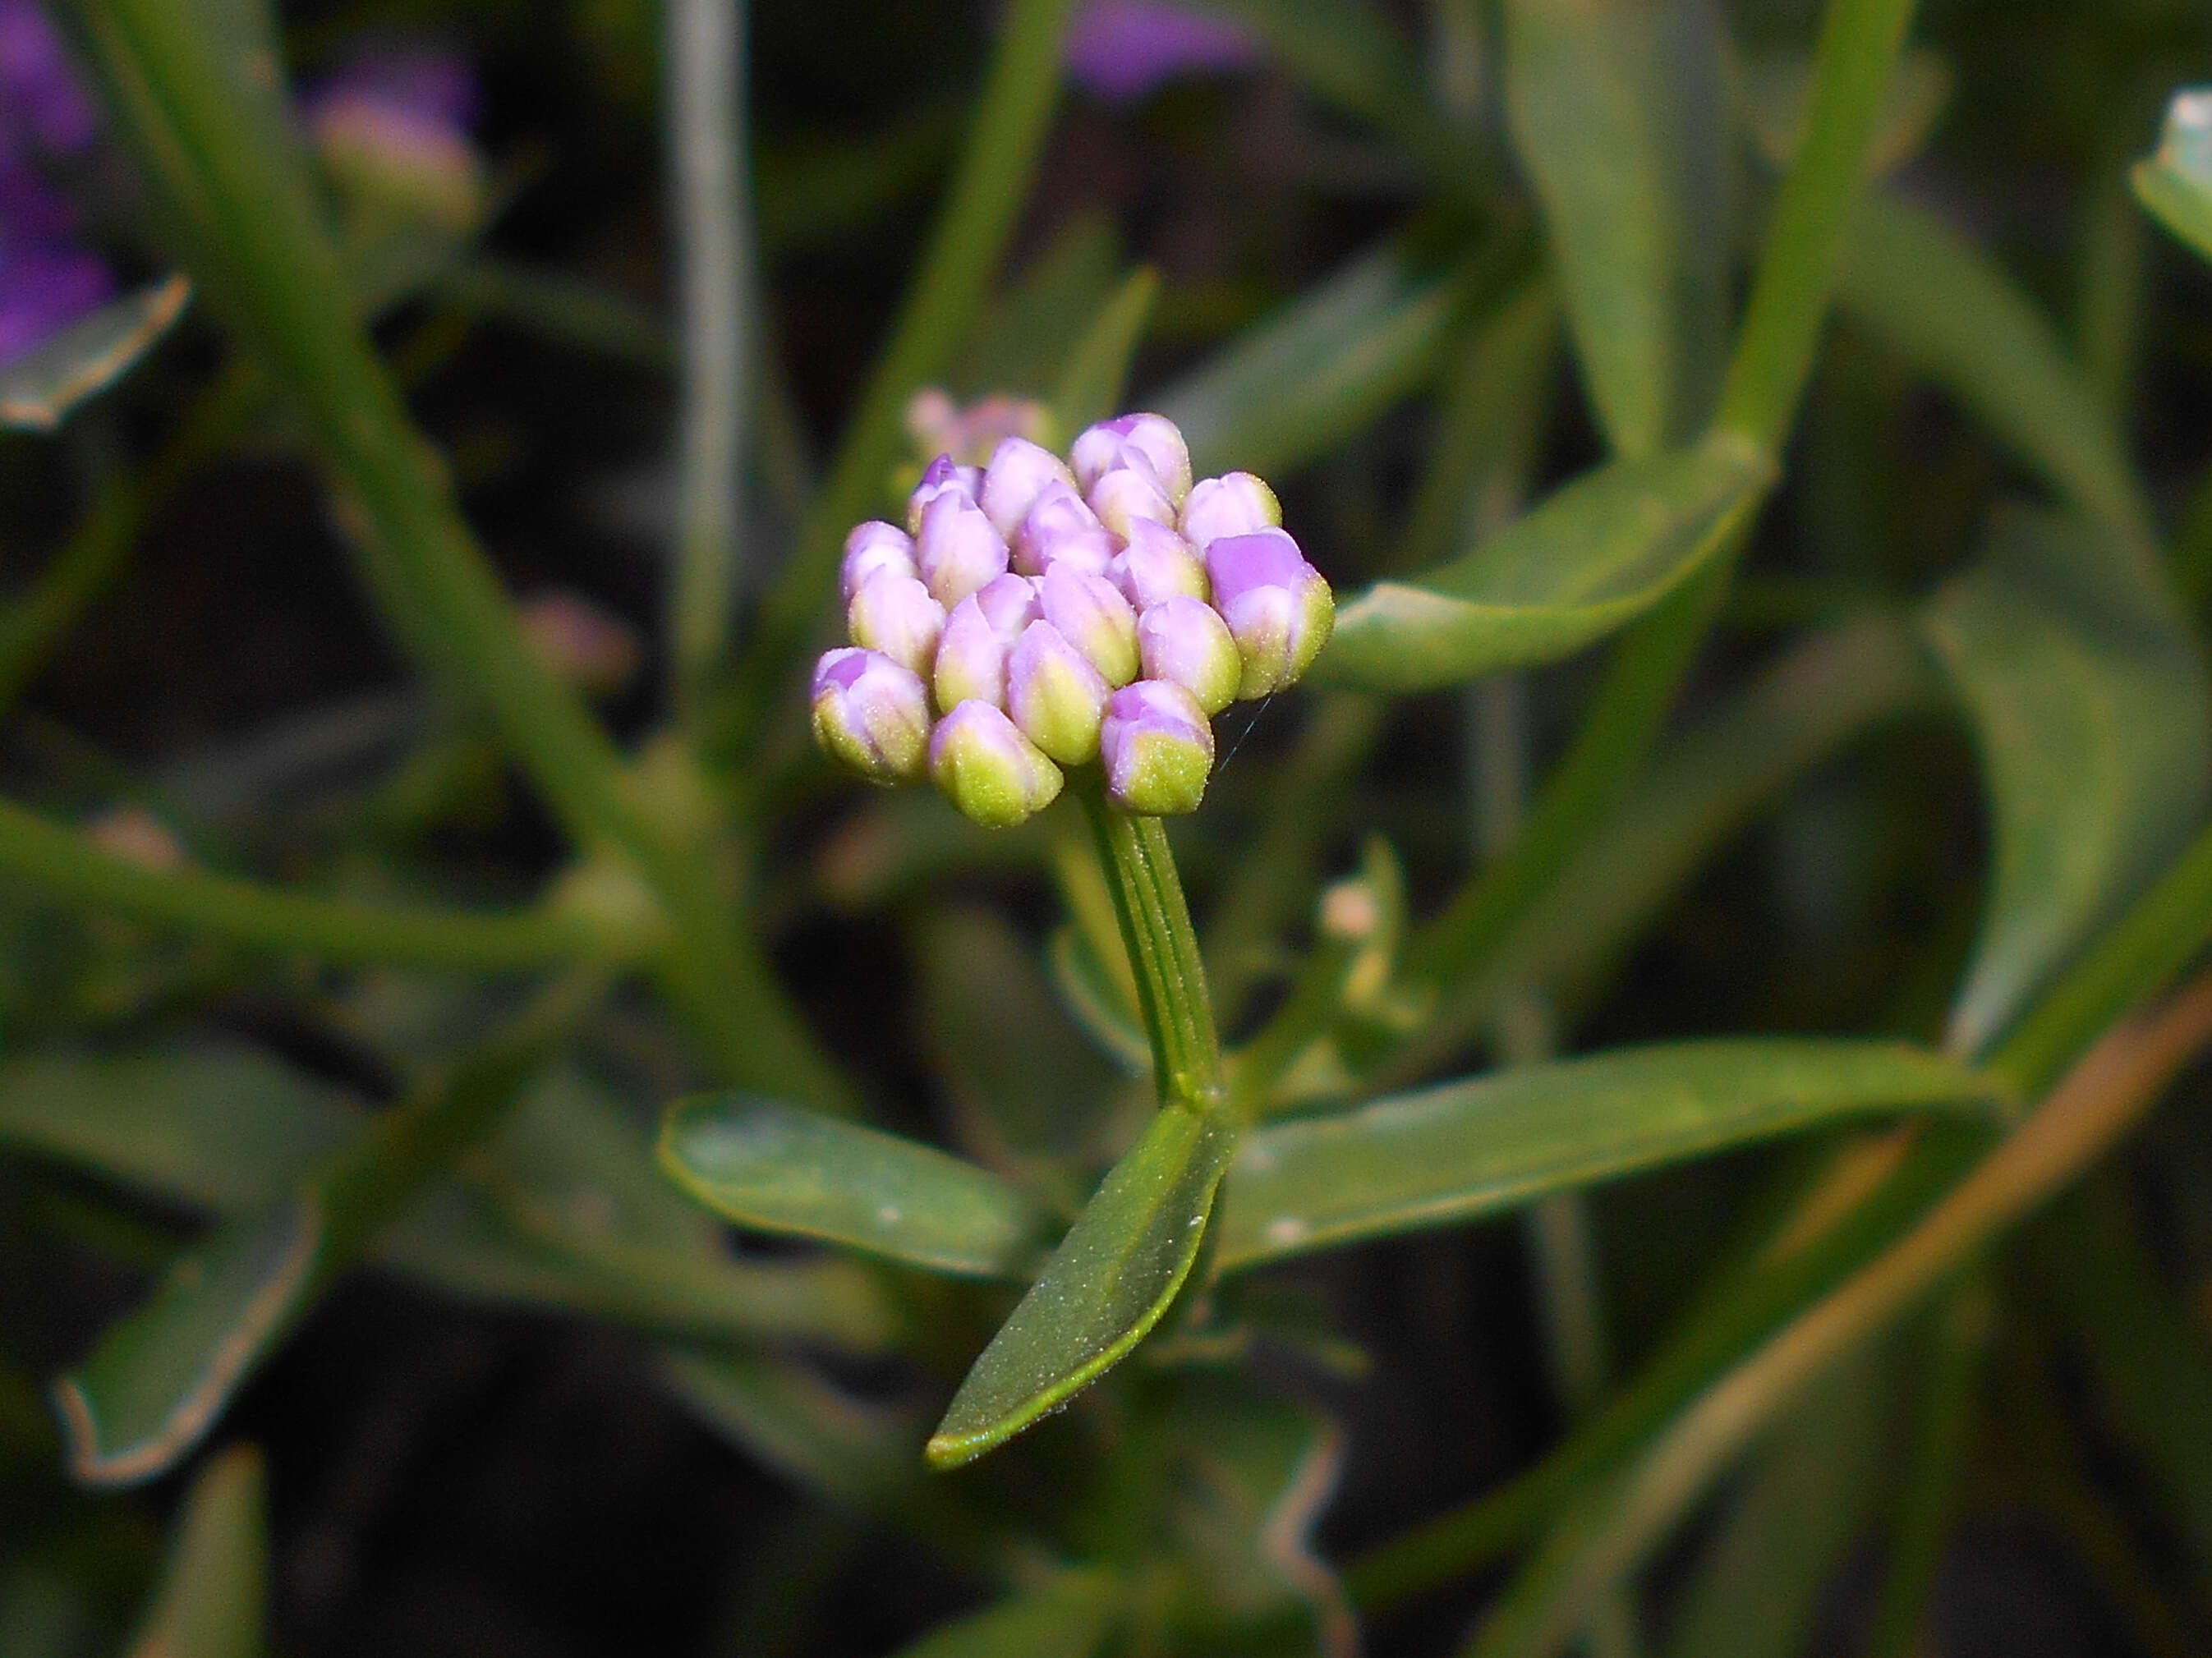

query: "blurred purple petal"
xmin=0 ymin=239 xmax=115 ymax=365
xmin=1065 ymin=2 xmax=1258 ymax=103
xmin=0 ymin=1 xmax=97 ymax=155
xmin=305 ymin=46 xmax=478 ymax=131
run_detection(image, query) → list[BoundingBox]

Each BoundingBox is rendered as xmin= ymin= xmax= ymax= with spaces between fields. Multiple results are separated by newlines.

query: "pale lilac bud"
xmin=906 ymin=453 xmax=983 ymax=535
xmin=978 ymin=436 xmax=1076 ymax=540
xmin=1101 ymin=679 xmax=1216 ymax=816
xmin=1137 ymin=595 xmax=1240 ymax=715
xmin=846 ymin=570 xmax=945 ymax=676
xmin=1180 ymin=471 xmax=1281 ymax=550
xmin=1037 ymin=562 xmax=1140 ymax=687
xmin=520 ymin=590 xmax=642 ymax=694
xmin=813 ymin=648 xmax=932 ymax=784
xmin=840 ymin=521 xmax=918 ymax=604
xmin=914 ymin=491 xmax=1010 ymax=608
xmin=932 ymin=574 xmax=1041 ymax=712
xmin=1013 ymin=479 xmax=1116 ymax=578
xmin=1110 ymin=518 xmax=1210 ymax=612
xmin=1070 ymin=412 xmax=1193 ymax=504
xmin=1006 ymin=620 xmax=1111 ymax=765
xmin=1205 ymin=527 xmax=1335 ymax=696
xmin=929 ymin=700 xmax=1065 ymax=828
xmin=1089 ymin=462 xmax=1179 ymax=542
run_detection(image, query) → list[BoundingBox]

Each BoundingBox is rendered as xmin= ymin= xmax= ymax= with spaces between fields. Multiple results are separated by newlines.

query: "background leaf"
xmin=122 ymin=1442 xmax=266 ymax=1658
xmin=1214 ymin=1039 xmax=2003 ymax=1270
xmin=0 ymin=276 xmax=191 ymax=432
xmin=2133 ymin=89 xmax=2212 ymax=265
xmin=889 ymin=1570 xmax=1121 ymax=1658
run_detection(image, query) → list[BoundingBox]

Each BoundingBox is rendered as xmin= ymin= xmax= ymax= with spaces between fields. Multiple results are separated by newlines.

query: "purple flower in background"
xmin=1065 ymin=1 xmax=1258 ymax=104
xmin=0 ymin=2 xmax=113 ymax=368
xmin=304 ymin=45 xmax=484 ymax=231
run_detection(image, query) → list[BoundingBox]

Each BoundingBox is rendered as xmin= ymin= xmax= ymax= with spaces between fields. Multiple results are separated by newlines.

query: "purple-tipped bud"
xmin=915 ymin=491 xmax=1010 ymax=608
xmin=978 ymin=436 xmax=1077 ymax=540
xmin=1180 ymin=471 xmax=1281 ymax=550
xmin=1013 ymin=479 xmax=1116 ymax=578
xmin=1071 ymin=412 xmax=1193 ymax=503
xmin=305 ymin=48 xmax=485 ymax=232
xmin=906 ymin=454 xmax=983 ymax=535
xmin=1100 ymin=679 xmax=1216 ymax=816
xmin=1205 ymin=527 xmax=1335 ymax=696
xmin=1137 ymin=595 xmax=1240 ymax=715
xmin=929 ymin=700 xmax=1065 ymax=828
xmin=1089 ymin=463 xmax=1178 ymax=542
xmin=840 ymin=521 xmax=918 ymax=604
xmin=847 ymin=570 xmax=945 ymax=676
xmin=813 ymin=648 xmax=932 ymax=784
xmin=1037 ymin=562 xmax=1140 ymax=687
xmin=1006 ymin=620 xmax=1111 ymax=765
xmin=932 ymin=573 xmax=1041 ymax=712
xmin=1110 ymin=518 xmax=1210 ymax=612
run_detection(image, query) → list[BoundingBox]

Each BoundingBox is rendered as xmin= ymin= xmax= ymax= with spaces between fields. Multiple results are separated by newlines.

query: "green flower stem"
xmin=0 ymin=791 xmax=627 ymax=970
xmin=666 ymin=0 xmax=754 ymax=719
xmin=0 ymin=356 xmax=261 ymax=720
xmin=1078 ymin=781 xmax=1226 ymax=1115
xmin=62 ymin=0 xmax=847 ymax=1109
xmin=727 ymin=0 xmax=1078 ymax=737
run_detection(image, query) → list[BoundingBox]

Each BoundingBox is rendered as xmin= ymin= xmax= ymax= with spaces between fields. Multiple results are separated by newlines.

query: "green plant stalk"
xmin=0 ymin=356 xmax=260 ymax=720
xmin=733 ymin=0 xmax=1078 ymax=731
xmin=0 ymin=790 xmax=621 ymax=969
xmin=60 ymin=0 xmax=845 ymax=1108
xmin=667 ymin=0 xmax=754 ymax=719
xmin=1078 ymin=783 xmax=1226 ymax=1114
xmin=1862 ymin=1278 xmax=1992 ymax=1658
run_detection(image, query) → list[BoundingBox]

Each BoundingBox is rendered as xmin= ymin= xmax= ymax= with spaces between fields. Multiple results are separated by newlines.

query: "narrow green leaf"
xmin=1049 ymin=265 xmax=1161 ymax=438
xmin=0 ymin=275 xmax=191 ymax=432
xmin=1504 ymin=0 xmax=1730 ymax=456
xmin=124 ymin=1442 xmax=267 ymax=1658
xmin=0 ymin=1047 xmax=361 ymax=1209
xmin=890 ymin=1570 xmax=1121 ymax=1658
xmin=1157 ymin=245 xmax=1475 ymax=479
xmin=53 ymin=1198 xmax=323 ymax=1489
xmin=661 ymin=1346 xmax=922 ymax=1510
xmin=660 ymin=1093 xmax=1050 ymax=1279
xmin=1837 ymin=191 xmax=2156 ymax=550
xmin=1216 ymin=1039 xmax=2003 ymax=1271
xmin=957 ymin=214 xmax=1123 ymax=400
xmin=2132 ymin=89 xmax=2212 ymax=265
xmin=1316 ymin=432 xmax=1773 ymax=693
xmin=1047 ymin=924 xmax=1153 ymax=1075
xmin=927 ymin=1106 xmax=1240 ymax=1468
xmin=1922 ymin=507 xmax=2210 ymax=1056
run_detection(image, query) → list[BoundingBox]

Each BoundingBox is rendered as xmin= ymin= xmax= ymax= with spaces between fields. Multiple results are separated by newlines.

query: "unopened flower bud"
xmin=847 ymin=570 xmax=945 ymax=676
xmin=520 ymin=590 xmax=642 ymax=695
xmin=1101 ymin=679 xmax=1216 ymax=816
xmin=930 ymin=700 xmax=1065 ymax=827
xmin=915 ymin=491 xmax=1010 ymax=608
xmin=933 ymin=573 xmax=1041 ymax=711
xmin=86 ymin=804 xmax=189 ymax=872
xmin=1137 ymin=595 xmax=1240 ymax=714
xmin=306 ymin=50 xmax=485 ymax=233
xmin=1205 ymin=528 xmax=1334 ymax=696
xmin=1007 ymin=620 xmax=1111 ymax=764
xmin=1110 ymin=518 xmax=1210 ymax=612
xmin=1014 ymin=479 xmax=1116 ymax=578
xmin=813 ymin=648 xmax=932 ymax=784
xmin=1180 ymin=471 xmax=1281 ymax=550
xmin=906 ymin=453 xmax=982 ymax=535
xmin=978 ymin=436 xmax=1077 ymax=540
xmin=841 ymin=521 xmax=918 ymax=604
xmin=1038 ymin=562 xmax=1140 ymax=687
xmin=1089 ymin=463 xmax=1178 ymax=542
xmin=1071 ymin=412 xmax=1193 ymax=504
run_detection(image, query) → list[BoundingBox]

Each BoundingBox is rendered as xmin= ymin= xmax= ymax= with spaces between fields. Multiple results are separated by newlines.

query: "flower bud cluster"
xmin=814 ymin=408 xmax=1333 ymax=827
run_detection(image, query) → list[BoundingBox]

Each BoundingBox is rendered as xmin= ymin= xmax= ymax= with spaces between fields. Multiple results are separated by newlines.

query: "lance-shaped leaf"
xmin=0 ymin=275 xmax=192 ymax=432
xmin=1837 ymin=192 xmax=2155 ymax=553
xmin=1213 ymin=1039 xmax=2004 ymax=1271
xmin=1317 ymin=431 xmax=1771 ymax=693
xmin=660 ymin=1094 xmax=1051 ymax=1279
xmin=1157 ymin=245 xmax=1475 ymax=479
xmin=927 ymin=1106 xmax=1240 ymax=1468
xmin=662 ymin=1346 xmax=923 ymax=1512
xmin=2133 ymin=88 xmax=2212 ymax=266
xmin=1050 ymin=265 xmax=1160 ymax=437
xmin=1504 ymin=0 xmax=1731 ymax=457
xmin=1922 ymin=506 xmax=2210 ymax=1056
xmin=122 ymin=1442 xmax=267 ymax=1658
